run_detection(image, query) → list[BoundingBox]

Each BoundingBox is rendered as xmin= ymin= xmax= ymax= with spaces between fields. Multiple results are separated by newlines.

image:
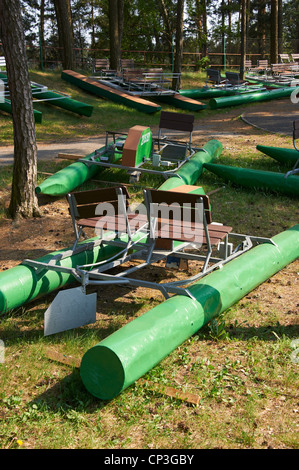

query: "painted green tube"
xmin=0 ymin=98 xmax=43 ymax=123
xmin=257 ymin=145 xmax=299 ymax=166
xmin=80 ymin=224 xmax=299 ymax=399
xmin=204 ymin=163 xmax=299 ymax=197
xmin=209 ymin=86 xmax=297 ymax=109
xmin=35 ymin=144 xmax=123 ymax=196
xmin=179 ymin=84 xmax=265 ymax=100
xmin=0 ymin=238 xmax=123 ymax=314
xmin=174 ymin=140 xmax=223 ymax=185
xmin=35 ymin=151 xmax=103 ymax=196
xmin=155 ymin=93 xmax=206 ymax=111
xmin=61 ymin=70 xmax=161 ymax=114
xmin=179 ymin=87 xmax=237 ymax=99
xmin=31 ymin=86 xmax=93 ymax=117
xmin=159 ymin=139 xmax=222 ymax=191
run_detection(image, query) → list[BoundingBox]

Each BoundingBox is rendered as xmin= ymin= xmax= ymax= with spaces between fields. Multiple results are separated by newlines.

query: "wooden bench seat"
xmin=67 ymin=185 xmax=232 ymax=252
xmin=206 ymin=68 xmax=227 ymax=86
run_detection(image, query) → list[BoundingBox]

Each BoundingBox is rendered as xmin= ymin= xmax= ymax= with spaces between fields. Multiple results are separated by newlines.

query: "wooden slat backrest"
xmin=279 ymin=53 xmax=290 ymax=62
xmin=159 ymin=111 xmax=194 ymax=133
xmin=147 ymin=189 xmax=212 ymax=225
xmin=69 ymin=186 xmax=130 ymax=219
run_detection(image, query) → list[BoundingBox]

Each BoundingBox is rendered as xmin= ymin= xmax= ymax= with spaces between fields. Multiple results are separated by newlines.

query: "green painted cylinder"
xmin=0 ymin=99 xmax=43 ymax=123
xmin=257 ymin=145 xmax=299 ymax=166
xmin=80 ymin=225 xmax=299 ymax=399
xmin=173 ymin=140 xmax=222 ymax=185
xmin=35 ymin=152 xmax=105 ymax=196
xmin=209 ymin=86 xmax=296 ymax=109
xmin=0 ymin=239 xmax=123 ymax=314
xmin=35 ymin=145 xmax=123 ymax=196
xmin=204 ymin=163 xmax=299 ymax=197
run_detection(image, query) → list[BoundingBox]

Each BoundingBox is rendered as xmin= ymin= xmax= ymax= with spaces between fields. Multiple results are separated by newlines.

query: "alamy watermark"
xmin=290 ymin=87 xmax=299 ymax=104
xmin=93 ymin=196 xmax=204 ymax=245
xmin=0 ymin=79 xmax=4 ymax=104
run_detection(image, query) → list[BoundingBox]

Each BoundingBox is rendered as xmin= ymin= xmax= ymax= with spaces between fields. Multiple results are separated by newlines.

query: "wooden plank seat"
xmin=279 ymin=53 xmax=291 ymax=63
xmin=77 ymin=213 xmax=147 ymax=230
xmin=67 ymin=185 xmax=235 ymax=298
xmin=271 ymin=63 xmax=295 ymax=76
xmin=121 ymin=69 xmax=168 ymax=91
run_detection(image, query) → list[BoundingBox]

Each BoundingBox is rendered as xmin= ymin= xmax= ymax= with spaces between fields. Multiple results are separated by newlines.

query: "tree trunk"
xmin=158 ymin=0 xmax=173 ymax=64
xmin=202 ymin=0 xmax=207 ymax=57
xmin=257 ymin=1 xmax=267 ymax=58
xmin=53 ymin=0 xmax=74 ymax=69
xmin=270 ymin=0 xmax=278 ymax=64
xmin=278 ymin=0 xmax=283 ymax=55
xmin=0 ymin=0 xmax=39 ymax=219
xmin=172 ymin=0 xmax=184 ymax=90
xmin=108 ymin=0 xmax=123 ymax=71
xmin=40 ymin=0 xmax=45 ymax=70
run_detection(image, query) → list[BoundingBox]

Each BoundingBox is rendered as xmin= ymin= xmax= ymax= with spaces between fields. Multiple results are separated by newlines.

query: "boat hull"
xmin=61 ymin=70 xmax=161 ymax=114
xmin=209 ymin=86 xmax=297 ymax=109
